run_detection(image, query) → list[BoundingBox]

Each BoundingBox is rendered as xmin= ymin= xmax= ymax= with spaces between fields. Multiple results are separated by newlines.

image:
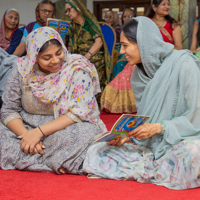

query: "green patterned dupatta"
xmin=66 ymin=0 xmax=112 ymax=85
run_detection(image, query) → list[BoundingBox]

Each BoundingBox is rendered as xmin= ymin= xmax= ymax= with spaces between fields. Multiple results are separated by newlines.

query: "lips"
xmin=51 ymin=64 xmax=60 ymax=70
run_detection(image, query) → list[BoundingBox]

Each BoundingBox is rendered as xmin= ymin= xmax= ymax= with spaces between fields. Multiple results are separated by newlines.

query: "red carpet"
xmin=0 ymin=112 xmax=199 ymax=200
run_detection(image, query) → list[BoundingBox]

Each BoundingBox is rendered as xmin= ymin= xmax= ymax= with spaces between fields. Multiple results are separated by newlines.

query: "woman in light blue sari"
xmin=83 ymin=17 xmax=200 ymax=190
xmin=0 ymin=47 xmax=18 ymax=108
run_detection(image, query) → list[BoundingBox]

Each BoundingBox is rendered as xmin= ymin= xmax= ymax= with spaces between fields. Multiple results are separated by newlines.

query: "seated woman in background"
xmin=0 ymin=27 xmax=106 ymax=174
xmin=122 ymin=8 xmax=136 ymax=25
xmin=13 ymin=0 xmax=55 ymax=56
xmin=83 ymin=17 xmax=200 ymax=190
xmin=190 ymin=19 xmax=200 ymax=59
xmin=112 ymin=8 xmax=136 ymax=78
xmin=0 ymin=8 xmax=23 ymax=54
xmin=0 ymin=48 xmax=18 ymax=108
xmin=65 ymin=0 xmax=112 ymax=100
xmin=101 ymin=8 xmax=137 ymax=114
xmin=146 ymin=0 xmax=183 ymax=49
xmin=104 ymin=10 xmax=121 ymax=45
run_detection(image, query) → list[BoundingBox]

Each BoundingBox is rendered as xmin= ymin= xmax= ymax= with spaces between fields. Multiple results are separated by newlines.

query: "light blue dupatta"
xmin=131 ymin=16 xmax=200 ymax=159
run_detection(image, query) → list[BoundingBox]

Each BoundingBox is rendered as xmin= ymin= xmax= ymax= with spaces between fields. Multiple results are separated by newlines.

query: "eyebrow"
xmin=120 ymin=42 xmax=129 ymax=44
xmin=41 ymin=47 xmax=62 ymax=57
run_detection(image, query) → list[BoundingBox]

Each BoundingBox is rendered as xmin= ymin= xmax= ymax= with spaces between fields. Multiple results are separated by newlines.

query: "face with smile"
xmin=153 ymin=0 xmax=170 ymax=17
xmin=37 ymin=43 xmax=64 ymax=74
xmin=104 ymin=11 xmax=114 ymax=26
xmin=5 ymin=11 xmax=19 ymax=30
xmin=39 ymin=3 xmax=54 ymax=22
xmin=120 ymin=31 xmax=141 ymax=66
xmin=65 ymin=3 xmax=79 ymax=21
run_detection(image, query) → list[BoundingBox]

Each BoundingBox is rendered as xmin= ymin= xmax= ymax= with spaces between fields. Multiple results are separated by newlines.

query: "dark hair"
xmin=122 ymin=19 xmax=138 ymax=44
xmin=146 ymin=0 xmax=176 ymax=25
xmin=39 ymin=0 xmax=55 ymax=12
xmin=122 ymin=19 xmax=148 ymax=77
xmin=122 ymin=8 xmax=136 ymax=25
xmin=39 ymin=39 xmax=62 ymax=53
xmin=197 ymin=21 xmax=200 ymax=46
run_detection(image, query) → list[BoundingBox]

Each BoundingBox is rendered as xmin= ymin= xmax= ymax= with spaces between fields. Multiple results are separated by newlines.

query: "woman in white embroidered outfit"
xmin=0 ymin=27 xmax=106 ymax=174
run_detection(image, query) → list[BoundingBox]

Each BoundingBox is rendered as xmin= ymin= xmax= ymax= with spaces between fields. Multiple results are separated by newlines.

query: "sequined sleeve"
xmin=65 ymin=111 xmax=82 ymax=123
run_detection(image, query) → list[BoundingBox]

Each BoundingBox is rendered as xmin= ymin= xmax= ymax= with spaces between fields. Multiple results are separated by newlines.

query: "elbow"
xmin=98 ymin=40 xmax=103 ymax=48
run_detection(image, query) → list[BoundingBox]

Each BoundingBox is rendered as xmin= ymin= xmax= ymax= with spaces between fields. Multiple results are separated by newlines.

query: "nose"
xmin=51 ymin=55 xmax=60 ymax=64
xmin=120 ymin=46 xmax=125 ymax=55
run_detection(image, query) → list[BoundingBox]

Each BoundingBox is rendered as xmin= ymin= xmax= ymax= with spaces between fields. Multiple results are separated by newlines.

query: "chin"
xmin=128 ymin=61 xmax=134 ymax=66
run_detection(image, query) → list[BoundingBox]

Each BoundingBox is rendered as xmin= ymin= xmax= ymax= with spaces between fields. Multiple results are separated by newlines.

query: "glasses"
xmin=105 ymin=16 xmax=114 ymax=19
xmin=40 ymin=9 xmax=53 ymax=14
xmin=123 ymin=15 xmax=133 ymax=19
xmin=64 ymin=7 xmax=73 ymax=15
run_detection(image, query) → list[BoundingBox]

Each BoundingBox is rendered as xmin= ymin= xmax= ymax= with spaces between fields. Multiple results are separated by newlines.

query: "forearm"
xmin=13 ymin=42 xmax=26 ymax=56
xmin=39 ymin=115 xmax=75 ymax=136
xmin=85 ymin=38 xmax=103 ymax=59
xmin=7 ymin=118 xmax=28 ymax=136
xmin=174 ymin=45 xmax=183 ymax=50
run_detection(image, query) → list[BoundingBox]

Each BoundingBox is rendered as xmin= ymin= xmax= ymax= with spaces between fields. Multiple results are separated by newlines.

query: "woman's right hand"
xmin=107 ymin=137 xmax=134 ymax=146
xmin=19 ymin=128 xmax=43 ymax=155
xmin=33 ymin=141 xmax=45 ymax=156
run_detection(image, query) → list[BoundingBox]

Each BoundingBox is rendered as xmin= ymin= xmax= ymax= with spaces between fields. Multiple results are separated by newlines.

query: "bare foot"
xmin=58 ymin=167 xmax=67 ymax=174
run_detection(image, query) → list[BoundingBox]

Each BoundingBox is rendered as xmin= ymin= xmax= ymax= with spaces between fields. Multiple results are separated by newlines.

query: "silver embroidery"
xmin=4 ymin=114 xmax=22 ymax=126
xmin=66 ymin=112 xmax=82 ymax=123
xmin=22 ymin=87 xmax=54 ymax=115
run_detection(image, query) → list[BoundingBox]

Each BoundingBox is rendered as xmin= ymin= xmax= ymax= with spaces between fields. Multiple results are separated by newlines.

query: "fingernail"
xmin=42 ymin=145 xmax=46 ymax=149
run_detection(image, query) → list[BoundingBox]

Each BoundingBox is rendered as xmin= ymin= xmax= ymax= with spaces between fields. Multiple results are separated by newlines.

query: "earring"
xmin=155 ymin=9 xmax=157 ymax=12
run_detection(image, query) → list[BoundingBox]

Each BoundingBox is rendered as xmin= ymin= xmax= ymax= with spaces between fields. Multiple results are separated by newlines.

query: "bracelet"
xmin=86 ymin=52 xmax=93 ymax=58
xmin=38 ymin=126 xmax=45 ymax=137
xmin=160 ymin=122 xmax=165 ymax=135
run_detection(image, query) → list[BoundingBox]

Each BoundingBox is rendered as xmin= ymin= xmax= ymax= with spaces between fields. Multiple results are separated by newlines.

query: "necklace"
xmin=153 ymin=17 xmax=166 ymax=27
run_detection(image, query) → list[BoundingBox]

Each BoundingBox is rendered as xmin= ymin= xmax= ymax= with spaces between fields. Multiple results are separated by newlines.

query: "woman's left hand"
xmin=196 ymin=47 xmax=200 ymax=52
xmin=128 ymin=123 xmax=161 ymax=139
xmin=19 ymin=128 xmax=44 ymax=155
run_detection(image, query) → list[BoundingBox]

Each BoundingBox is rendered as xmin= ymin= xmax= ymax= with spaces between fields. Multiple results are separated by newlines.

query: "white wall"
xmin=0 ymin=0 xmax=57 ymax=25
xmin=0 ymin=0 xmax=107 ymax=24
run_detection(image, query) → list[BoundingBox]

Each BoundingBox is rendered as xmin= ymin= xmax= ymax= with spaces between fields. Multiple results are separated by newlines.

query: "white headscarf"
xmin=17 ymin=27 xmax=106 ymax=131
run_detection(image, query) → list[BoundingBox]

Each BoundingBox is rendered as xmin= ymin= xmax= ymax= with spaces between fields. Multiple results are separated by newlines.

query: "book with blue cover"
xmin=94 ymin=114 xmax=149 ymax=142
xmin=47 ymin=18 xmax=70 ymax=34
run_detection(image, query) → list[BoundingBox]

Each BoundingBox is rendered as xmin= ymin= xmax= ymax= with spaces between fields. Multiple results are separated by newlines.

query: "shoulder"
xmin=14 ymin=28 xmax=23 ymax=36
xmin=25 ymin=21 xmax=37 ymax=33
xmin=171 ymin=21 xmax=180 ymax=30
xmin=193 ymin=20 xmax=199 ymax=29
xmin=7 ymin=65 xmax=22 ymax=83
xmin=12 ymin=28 xmax=23 ymax=37
xmin=26 ymin=21 xmax=36 ymax=28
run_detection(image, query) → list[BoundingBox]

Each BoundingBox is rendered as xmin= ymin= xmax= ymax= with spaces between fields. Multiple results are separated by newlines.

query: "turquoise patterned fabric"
xmin=83 ymin=17 xmax=200 ymax=190
xmin=131 ymin=17 xmax=200 ymax=159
